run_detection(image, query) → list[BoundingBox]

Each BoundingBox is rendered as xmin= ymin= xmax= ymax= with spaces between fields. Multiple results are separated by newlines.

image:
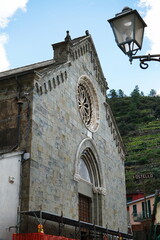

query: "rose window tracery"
xmin=77 ymin=75 xmax=99 ymax=132
xmin=77 ymin=84 xmax=92 ymax=127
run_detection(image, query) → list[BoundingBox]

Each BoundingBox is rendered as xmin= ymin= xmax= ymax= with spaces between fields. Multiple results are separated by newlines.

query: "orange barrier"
xmin=12 ymin=233 xmax=77 ymax=240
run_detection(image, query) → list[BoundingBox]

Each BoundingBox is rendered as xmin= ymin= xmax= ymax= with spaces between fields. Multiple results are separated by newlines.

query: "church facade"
xmin=0 ymin=31 xmax=128 ymax=239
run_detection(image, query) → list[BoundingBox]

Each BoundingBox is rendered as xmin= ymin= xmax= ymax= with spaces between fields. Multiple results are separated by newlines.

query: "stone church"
xmin=0 ymin=31 xmax=129 ymax=239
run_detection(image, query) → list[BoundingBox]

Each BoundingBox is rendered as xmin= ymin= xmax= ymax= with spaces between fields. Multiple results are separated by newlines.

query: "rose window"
xmin=77 ymin=75 xmax=99 ymax=132
xmin=77 ymin=84 xmax=92 ymax=127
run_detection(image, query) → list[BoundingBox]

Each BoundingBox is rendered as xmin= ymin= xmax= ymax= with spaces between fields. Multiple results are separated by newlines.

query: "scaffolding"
xmin=20 ymin=211 xmax=133 ymax=239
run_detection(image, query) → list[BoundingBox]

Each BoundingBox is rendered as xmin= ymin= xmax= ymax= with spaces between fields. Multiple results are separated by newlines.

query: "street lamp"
xmin=108 ymin=7 xmax=160 ymax=69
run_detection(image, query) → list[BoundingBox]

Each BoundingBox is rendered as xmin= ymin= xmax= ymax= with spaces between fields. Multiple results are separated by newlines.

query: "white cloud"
xmin=0 ymin=0 xmax=28 ymax=28
xmin=139 ymin=0 xmax=160 ymax=53
xmin=157 ymin=89 xmax=160 ymax=96
xmin=0 ymin=34 xmax=9 ymax=71
xmin=0 ymin=0 xmax=28 ymax=71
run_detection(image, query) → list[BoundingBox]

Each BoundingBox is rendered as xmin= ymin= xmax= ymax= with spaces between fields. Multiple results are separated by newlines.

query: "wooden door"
xmin=79 ymin=194 xmax=91 ymax=223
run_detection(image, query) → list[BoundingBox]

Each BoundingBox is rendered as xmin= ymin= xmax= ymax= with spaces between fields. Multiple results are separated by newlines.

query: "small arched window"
xmin=44 ymin=82 xmax=48 ymax=94
xmin=57 ymin=76 xmax=60 ymax=85
xmin=77 ymin=147 xmax=101 ymax=187
xmin=53 ymin=78 xmax=56 ymax=88
xmin=48 ymin=80 xmax=52 ymax=91
xmin=79 ymin=158 xmax=91 ymax=183
xmin=75 ymin=51 xmax=78 ymax=59
xmin=61 ymin=73 xmax=64 ymax=83
xmin=35 ymin=83 xmax=39 ymax=94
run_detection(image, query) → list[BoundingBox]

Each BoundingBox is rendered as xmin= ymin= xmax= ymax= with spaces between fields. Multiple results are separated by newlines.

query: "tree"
xmin=155 ymin=105 xmax=160 ymax=119
xmin=130 ymin=85 xmax=140 ymax=98
xmin=130 ymin=85 xmax=141 ymax=109
xmin=108 ymin=89 xmax=118 ymax=98
xmin=117 ymin=89 xmax=125 ymax=98
xmin=149 ymin=89 xmax=156 ymax=97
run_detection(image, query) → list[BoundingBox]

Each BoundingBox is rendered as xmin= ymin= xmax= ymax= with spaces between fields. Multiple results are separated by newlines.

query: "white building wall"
xmin=0 ymin=151 xmax=22 ymax=240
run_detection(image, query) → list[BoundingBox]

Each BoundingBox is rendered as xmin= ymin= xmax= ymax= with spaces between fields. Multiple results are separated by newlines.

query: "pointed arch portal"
xmin=74 ymin=138 xmax=106 ymax=225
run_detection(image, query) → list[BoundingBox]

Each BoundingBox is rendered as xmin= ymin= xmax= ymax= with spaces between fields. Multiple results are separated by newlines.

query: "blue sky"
xmin=0 ymin=0 xmax=160 ymax=96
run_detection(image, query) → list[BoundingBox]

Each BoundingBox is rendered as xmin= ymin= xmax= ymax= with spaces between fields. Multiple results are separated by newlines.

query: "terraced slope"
xmin=108 ymin=96 xmax=160 ymax=195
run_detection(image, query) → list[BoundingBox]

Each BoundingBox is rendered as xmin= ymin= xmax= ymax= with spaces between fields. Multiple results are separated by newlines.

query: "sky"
xmin=0 ymin=0 xmax=160 ymax=96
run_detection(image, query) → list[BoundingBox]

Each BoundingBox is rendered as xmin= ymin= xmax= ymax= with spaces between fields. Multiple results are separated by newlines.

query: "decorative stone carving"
xmin=77 ymin=75 xmax=99 ymax=132
xmin=92 ymin=186 xmax=106 ymax=195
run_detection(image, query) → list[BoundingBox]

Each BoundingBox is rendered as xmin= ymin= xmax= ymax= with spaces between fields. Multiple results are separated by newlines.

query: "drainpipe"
xmin=16 ymin=155 xmax=23 ymax=234
xmin=14 ymin=76 xmax=23 ymax=233
xmin=16 ymin=76 xmax=23 ymax=148
xmin=16 ymin=98 xmax=23 ymax=147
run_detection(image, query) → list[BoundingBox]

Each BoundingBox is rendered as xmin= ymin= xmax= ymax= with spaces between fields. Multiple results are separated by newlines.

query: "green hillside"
xmin=107 ymin=88 xmax=160 ymax=195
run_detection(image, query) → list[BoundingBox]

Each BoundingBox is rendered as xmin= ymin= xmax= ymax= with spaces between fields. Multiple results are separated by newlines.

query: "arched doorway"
xmin=74 ymin=138 xmax=106 ymax=226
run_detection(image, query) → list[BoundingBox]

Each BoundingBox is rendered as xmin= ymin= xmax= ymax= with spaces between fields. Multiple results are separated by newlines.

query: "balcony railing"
xmin=132 ymin=212 xmax=151 ymax=222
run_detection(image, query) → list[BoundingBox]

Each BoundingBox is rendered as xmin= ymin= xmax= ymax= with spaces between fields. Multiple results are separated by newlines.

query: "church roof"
xmin=0 ymin=59 xmax=55 ymax=80
xmin=0 ymin=31 xmax=107 ymax=91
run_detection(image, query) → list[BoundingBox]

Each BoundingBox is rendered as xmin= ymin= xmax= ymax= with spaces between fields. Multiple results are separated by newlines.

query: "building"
xmin=127 ymin=192 xmax=160 ymax=240
xmin=127 ymin=193 xmax=144 ymax=203
xmin=0 ymin=31 xmax=128 ymax=240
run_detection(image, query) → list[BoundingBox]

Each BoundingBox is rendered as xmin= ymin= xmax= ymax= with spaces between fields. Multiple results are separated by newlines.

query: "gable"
xmin=0 ymin=31 xmax=125 ymax=158
xmin=52 ymin=31 xmax=108 ymax=96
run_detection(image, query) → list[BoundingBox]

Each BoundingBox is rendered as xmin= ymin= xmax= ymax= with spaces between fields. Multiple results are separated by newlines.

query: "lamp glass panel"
xmin=119 ymin=39 xmax=140 ymax=55
xmin=112 ymin=13 xmax=134 ymax=45
xmin=135 ymin=15 xmax=144 ymax=48
xmin=120 ymin=43 xmax=130 ymax=53
xmin=132 ymin=42 xmax=139 ymax=51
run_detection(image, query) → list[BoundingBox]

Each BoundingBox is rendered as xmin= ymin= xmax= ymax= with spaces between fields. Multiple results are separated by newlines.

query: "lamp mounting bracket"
xmin=130 ymin=54 xmax=160 ymax=69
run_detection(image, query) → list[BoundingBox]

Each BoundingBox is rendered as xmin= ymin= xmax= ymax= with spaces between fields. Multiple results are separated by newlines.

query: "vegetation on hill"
xmin=107 ymin=86 xmax=160 ymax=195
